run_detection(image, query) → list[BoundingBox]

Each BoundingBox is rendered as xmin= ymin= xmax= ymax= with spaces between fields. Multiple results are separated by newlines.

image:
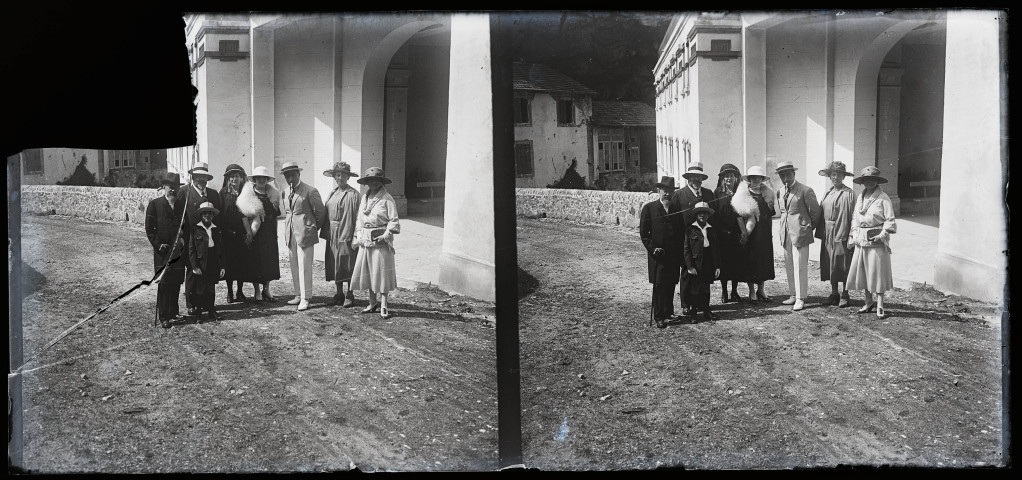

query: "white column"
xmin=742 ymin=26 xmax=767 ymax=173
xmin=250 ymin=25 xmax=275 ymax=173
xmin=876 ymin=65 xmax=903 ymax=214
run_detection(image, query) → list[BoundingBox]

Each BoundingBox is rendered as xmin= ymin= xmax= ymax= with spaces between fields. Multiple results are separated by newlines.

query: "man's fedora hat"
xmin=324 ymin=162 xmax=359 ymax=178
xmin=188 ymin=162 xmax=214 ymax=180
xmin=852 ymin=165 xmax=888 ymax=185
xmin=248 ymin=165 xmax=275 ymax=180
xmin=774 ymin=160 xmax=798 ymax=174
xmin=682 ymin=162 xmax=709 ymax=180
xmin=692 ymin=201 xmax=715 ymax=216
xmin=280 ymin=161 xmax=303 ymax=174
xmin=356 ymin=167 xmax=392 ymax=185
xmin=654 ymin=176 xmax=678 ymax=190
xmin=818 ymin=161 xmax=854 ymax=177
xmin=159 ymin=172 xmax=183 ymax=187
xmin=196 ymin=201 xmax=220 ymax=216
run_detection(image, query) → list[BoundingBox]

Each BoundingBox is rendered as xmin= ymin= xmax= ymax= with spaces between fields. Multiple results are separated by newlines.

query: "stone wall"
xmin=21 ymin=185 xmax=161 ymax=225
xmin=516 ymin=188 xmax=657 ymax=229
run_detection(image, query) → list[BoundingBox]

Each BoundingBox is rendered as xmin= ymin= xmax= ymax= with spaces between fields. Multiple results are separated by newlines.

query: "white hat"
xmin=745 ymin=165 xmax=767 ymax=178
xmin=681 ymin=162 xmax=708 ymax=180
xmin=248 ymin=165 xmax=275 ymax=180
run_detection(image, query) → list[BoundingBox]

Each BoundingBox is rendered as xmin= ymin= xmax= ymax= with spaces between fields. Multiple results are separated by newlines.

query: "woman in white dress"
xmin=350 ymin=167 xmax=401 ymax=318
xmin=845 ymin=166 xmax=897 ymax=319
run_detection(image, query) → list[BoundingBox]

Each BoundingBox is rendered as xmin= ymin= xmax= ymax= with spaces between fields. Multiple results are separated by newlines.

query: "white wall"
xmin=514 ymin=92 xmax=591 ymax=188
xmin=21 ymin=148 xmax=100 ymax=185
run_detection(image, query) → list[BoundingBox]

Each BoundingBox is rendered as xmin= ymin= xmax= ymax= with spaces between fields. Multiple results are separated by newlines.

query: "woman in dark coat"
xmin=731 ymin=165 xmax=777 ymax=302
xmin=237 ymin=165 xmax=282 ymax=301
xmin=219 ymin=164 xmax=258 ymax=302
xmin=712 ymin=163 xmax=746 ymax=303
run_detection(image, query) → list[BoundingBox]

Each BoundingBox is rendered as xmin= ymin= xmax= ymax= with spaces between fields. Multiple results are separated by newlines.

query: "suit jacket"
xmin=188 ymin=223 xmax=224 ymax=276
xmin=639 ymin=199 xmax=682 ymax=284
xmin=776 ymin=180 xmax=821 ymax=249
xmin=144 ymin=196 xmax=186 ymax=274
xmin=175 ymin=184 xmax=222 ymax=266
xmin=282 ymin=180 xmax=326 ymax=249
xmin=683 ymin=223 xmax=721 ymax=276
xmin=670 ymin=185 xmax=716 ymax=231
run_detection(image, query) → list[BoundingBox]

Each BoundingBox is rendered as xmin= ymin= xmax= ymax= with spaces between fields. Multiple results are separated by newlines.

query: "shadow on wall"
xmin=547 ymin=159 xmax=587 ymax=189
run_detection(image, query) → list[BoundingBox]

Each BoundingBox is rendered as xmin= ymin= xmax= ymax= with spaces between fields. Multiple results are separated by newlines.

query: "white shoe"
xmin=792 ymin=299 xmax=805 ymax=311
xmin=287 ymin=296 xmax=301 ymax=306
xmin=297 ymin=299 xmax=309 ymax=311
xmin=781 ymin=296 xmax=797 ymax=305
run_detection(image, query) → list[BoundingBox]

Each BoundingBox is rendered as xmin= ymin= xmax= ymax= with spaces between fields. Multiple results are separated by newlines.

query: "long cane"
xmin=154 ymin=183 xmax=191 ymax=327
xmin=649 ymin=283 xmax=656 ymax=328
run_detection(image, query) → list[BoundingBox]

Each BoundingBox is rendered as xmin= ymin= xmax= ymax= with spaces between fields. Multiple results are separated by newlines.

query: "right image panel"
xmin=511 ymin=10 xmax=1007 ymax=470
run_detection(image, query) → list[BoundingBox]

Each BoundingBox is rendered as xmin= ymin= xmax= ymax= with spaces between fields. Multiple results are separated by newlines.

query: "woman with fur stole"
xmin=236 ymin=165 xmax=282 ymax=301
xmin=730 ymin=165 xmax=776 ymax=302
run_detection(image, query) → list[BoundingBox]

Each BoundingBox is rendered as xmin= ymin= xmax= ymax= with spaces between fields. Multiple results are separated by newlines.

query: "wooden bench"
xmin=416 ymin=181 xmax=445 ymax=198
xmin=909 ymin=180 xmax=940 ymax=197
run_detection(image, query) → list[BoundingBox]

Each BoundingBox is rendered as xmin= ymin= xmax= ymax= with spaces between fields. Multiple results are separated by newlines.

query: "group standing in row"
xmin=640 ymin=160 xmax=897 ymax=329
xmin=144 ymin=160 xmax=402 ymax=328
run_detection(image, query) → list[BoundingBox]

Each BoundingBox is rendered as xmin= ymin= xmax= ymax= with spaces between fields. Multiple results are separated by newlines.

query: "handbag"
xmin=370 ymin=227 xmax=387 ymax=241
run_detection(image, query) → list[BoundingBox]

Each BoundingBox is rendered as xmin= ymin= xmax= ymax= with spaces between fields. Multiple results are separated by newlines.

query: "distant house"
xmin=512 ymin=62 xmax=597 ymax=188
xmin=17 ymin=148 xmax=168 ymax=186
xmin=590 ymin=100 xmax=657 ymax=191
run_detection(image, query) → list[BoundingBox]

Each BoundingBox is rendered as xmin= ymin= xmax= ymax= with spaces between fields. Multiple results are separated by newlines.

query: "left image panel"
xmin=8 ymin=11 xmax=499 ymax=473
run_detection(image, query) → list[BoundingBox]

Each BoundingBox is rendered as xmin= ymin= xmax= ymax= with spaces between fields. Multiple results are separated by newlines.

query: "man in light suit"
xmin=669 ymin=162 xmax=716 ymax=316
xmin=775 ymin=160 xmax=821 ymax=311
xmin=280 ymin=161 xmax=326 ymax=311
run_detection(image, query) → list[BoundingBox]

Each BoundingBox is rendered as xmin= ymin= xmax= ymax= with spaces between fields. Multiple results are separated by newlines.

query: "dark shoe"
xmin=236 ymin=291 xmax=247 ymax=303
xmin=227 ymin=293 xmax=235 ymax=303
xmin=208 ymin=309 xmax=219 ymax=321
xmin=730 ymin=290 xmax=741 ymax=302
xmin=838 ymin=293 xmax=850 ymax=308
xmin=655 ymin=319 xmax=667 ymax=329
xmin=681 ymin=307 xmax=692 ymax=316
xmin=721 ymin=292 xmax=730 ymax=304
xmin=187 ymin=307 xmax=198 ymax=316
xmin=262 ymin=291 xmax=276 ymax=302
xmin=756 ymin=291 xmax=771 ymax=302
xmin=703 ymin=309 xmax=715 ymax=321
xmin=342 ymin=292 xmax=355 ymax=308
xmin=824 ymin=293 xmax=840 ymax=306
xmin=327 ymin=294 xmax=343 ymax=306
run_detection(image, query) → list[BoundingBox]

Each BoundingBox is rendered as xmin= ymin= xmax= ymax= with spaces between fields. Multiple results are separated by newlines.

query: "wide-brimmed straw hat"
xmin=745 ymin=165 xmax=767 ymax=179
xmin=324 ymin=162 xmax=358 ymax=178
xmin=681 ymin=162 xmax=709 ymax=180
xmin=818 ymin=161 xmax=854 ymax=177
xmin=774 ymin=160 xmax=797 ymax=174
xmin=196 ymin=201 xmax=220 ymax=216
xmin=654 ymin=176 xmax=677 ymax=191
xmin=692 ymin=201 xmax=714 ymax=216
xmin=224 ymin=163 xmax=246 ymax=177
xmin=248 ymin=165 xmax=275 ymax=181
xmin=188 ymin=162 xmax=214 ymax=180
xmin=356 ymin=167 xmax=392 ymax=185
xmin=852 ymin=166 xmax=888 ymax=184
xmin=280 ymin=161 xmax=302 ymax=175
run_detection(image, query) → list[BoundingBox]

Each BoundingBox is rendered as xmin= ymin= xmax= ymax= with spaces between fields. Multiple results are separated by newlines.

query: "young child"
xmin=188 ymin=202 xmax=225 ymax=321
xmin=682 ymin=201 xmax=722 ymax=320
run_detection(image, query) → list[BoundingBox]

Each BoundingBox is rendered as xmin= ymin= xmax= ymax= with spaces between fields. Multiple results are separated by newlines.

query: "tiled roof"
xmin=512 ymin=62 xmax=597 ymax=96
xmin=591 ymin=101 xmax=656 ymax=127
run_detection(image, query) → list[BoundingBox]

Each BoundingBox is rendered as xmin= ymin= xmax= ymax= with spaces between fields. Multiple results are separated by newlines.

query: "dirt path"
xmin=16 ymin=215 xmax=498 ymax=473
xmin=516 ymin=217 xmax=1003 ymax=470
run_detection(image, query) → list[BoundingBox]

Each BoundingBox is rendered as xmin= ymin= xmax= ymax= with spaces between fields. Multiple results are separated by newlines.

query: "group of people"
xmin=640 ymin=160 xmax=898 ymax=329
xmin=144 ymin=160 xmax=402 ymax=328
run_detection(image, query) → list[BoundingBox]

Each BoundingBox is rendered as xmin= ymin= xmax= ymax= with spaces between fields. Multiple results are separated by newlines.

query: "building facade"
xmin=654 ymin=10 xmax=1006 ymax=303
xmin=591 ymin=100 xmax=657 ymax=191
xmin=172 ymin=13 xmax=496 ymax=301
xmin=18 ymin=148 xmax=167 ymax=186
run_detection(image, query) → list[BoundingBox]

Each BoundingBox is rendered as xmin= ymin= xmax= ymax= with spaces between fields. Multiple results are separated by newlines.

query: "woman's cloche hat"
xmin=654 ymin=176 xmax=677 ymax=191
xmin=691 ymin=201 xmax=715 ymax=216
xmin=224 ymin=163 xmax=246 ymax=177
xmin=852 ymin=165 xmax=888 ymax=184
xmin=681 ymin=162 xmax=709 ymax=180
xmin=188 ymin=162 xmax=214 ymax=180
xmin=324 ymin=161 xmax=359 ymax=178
xmin=196 ymin=201 xmax=220 ymax=217
xmin=818 ymin=161 xmax=854 ymax=177
xmin=718 ymin=163 xmax=741 ymax=176
xmin=356 ymin=167 xmax=392 ymax=185
xmin=248 ymin=165 xmax=275 ymax=181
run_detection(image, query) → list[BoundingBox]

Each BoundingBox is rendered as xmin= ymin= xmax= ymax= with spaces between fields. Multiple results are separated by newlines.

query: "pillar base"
xmin=439 ymin=250 xmax=495 ymax=302
xmin=394 ymin=195 xmax=408 ymax=217
xmin=934 ymin=251 xmax=1005 ymax=304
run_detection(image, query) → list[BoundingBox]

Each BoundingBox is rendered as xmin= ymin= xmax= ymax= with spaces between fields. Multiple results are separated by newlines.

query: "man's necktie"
xmin=784 ymin=188 xmax=790 ymax=206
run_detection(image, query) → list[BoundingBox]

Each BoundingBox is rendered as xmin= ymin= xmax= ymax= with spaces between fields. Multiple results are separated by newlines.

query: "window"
xmin=514 ymin=141 xmax=534 ymax=177
xmin=599 ymin=130 xmax=624 ymax=172
xmin=220 ymin=40 xmax=240 ymax=54
xmin=23 ymin=149 xmax=43 ymax=174
xmin=513 ymin=98 xmax=531 ymax=125
xmin=632 ymin=145 xmax=640 ymax=168
xmin=556 ymin=99 xmax=574 ymax=125
xmin=711 ymin=39 xmax=731 ymax=52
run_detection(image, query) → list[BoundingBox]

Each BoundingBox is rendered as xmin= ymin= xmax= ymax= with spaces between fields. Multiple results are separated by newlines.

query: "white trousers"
xmin=289 ymin=239 xmax=314 ymax=300
xmin=782 ymin=237 xmax=809 ymax=300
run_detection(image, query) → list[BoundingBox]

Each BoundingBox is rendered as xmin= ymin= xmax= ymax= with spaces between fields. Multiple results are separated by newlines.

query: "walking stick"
xmin=649 ymin=283 xmax=656 ymax=328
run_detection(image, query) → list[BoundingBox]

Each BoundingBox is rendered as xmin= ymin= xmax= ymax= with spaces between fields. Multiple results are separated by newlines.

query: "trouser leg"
xmin=793 ymin=244 xmax=809 ymax=299
xmin=289 ymin=239 xmax=301 ymax=298
xmin=297 ymin=245 xmax=313 ymax=300
xmin=783 ymin=237 xmax=796 ymax=297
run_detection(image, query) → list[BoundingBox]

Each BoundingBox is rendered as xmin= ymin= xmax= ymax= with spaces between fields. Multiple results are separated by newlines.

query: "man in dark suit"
xmin=176 ymin=162 xmax=222 ymax=316
xmin=640 ymin=176 xmax=682 ymax=329
xmin=670 ymin=161 xmax=716 ymax=315
xmin=144 ymin=172 xmax=186 ymax=328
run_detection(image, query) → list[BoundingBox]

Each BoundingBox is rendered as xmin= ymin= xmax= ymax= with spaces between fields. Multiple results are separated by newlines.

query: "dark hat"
xmin=188 ymin=162 xmax=214 ymax=180
xmin=196 ymin=201 xmax=220 ymax=216
xmin=852 ymin=166 xmax=888 ymax=184
xmin=654 ymin=176 xmax=677 ymax=190
xmin=818 ymin=161 xmax=854 ymax=177
xmin=356 ymin=167 xmax=392 ymax=185
xmin=280 ymin=161 xmax=302 ymax=174
xmin=159 ymin=172 xmax=183 ymax=187
xmin=224 ymin=163 xmax=246 ymax=177
xmin=681 ymin=162 xmax=709 ymax=180
xmin=692 ymin=201 xmax=715 ymax=216
xmin=718 ymin=163 xmax=741 ymax=176
xmin=324 ymin=162 xmax=358 ymax=178
xmin=774 ymin=160 xmax=797 ymax=174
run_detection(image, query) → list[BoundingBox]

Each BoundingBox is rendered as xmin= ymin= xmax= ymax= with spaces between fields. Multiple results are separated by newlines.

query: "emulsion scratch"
xmin=554 ymin=417 xmax=569 ymax=442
